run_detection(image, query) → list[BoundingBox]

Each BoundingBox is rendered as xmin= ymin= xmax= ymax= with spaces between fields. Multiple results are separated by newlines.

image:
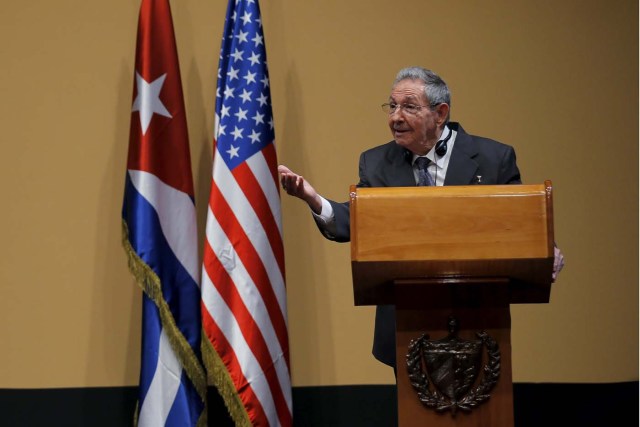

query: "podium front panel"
xmin=349 ymin=183 xmax=554 ymax=306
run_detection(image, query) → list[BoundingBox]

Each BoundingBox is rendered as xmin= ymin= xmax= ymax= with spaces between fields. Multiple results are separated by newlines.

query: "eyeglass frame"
xmin=380 ymin=102 xmax=440 ymax=116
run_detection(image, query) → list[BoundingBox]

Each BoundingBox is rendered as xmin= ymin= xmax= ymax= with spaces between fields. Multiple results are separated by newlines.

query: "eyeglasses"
xmin=381 ymin=102 xmax=432 ymax=116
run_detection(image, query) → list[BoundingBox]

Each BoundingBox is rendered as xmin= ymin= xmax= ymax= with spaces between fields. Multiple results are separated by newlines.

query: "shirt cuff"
xmin=311 ymin=196 xmax=334 ymax=224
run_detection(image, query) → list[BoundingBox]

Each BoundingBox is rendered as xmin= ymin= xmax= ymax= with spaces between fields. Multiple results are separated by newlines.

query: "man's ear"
xmin=435 ymin=103 xmax=450 ymax=125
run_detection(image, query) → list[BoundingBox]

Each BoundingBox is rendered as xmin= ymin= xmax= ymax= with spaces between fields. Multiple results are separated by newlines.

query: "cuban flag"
xmin=200 ymin=0 xmax=293 ymax=425
xmin=121 ymin=0 xmax=206 ymax=425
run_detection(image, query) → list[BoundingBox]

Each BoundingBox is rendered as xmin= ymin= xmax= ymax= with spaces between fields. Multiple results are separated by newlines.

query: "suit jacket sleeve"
xmin=313 ymin=149 xmax=373 ymax=243
xmin=499 ymin=145 xmax=522 ymax=184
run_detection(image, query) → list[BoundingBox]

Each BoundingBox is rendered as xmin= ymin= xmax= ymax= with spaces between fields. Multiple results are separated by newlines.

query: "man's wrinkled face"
xmin=387 ymin=79 xmax=442 ymax=155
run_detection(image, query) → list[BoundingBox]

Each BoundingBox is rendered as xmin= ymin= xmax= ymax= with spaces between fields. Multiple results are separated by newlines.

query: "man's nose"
xmin=389 ymin=108 xmax=404 ymax=121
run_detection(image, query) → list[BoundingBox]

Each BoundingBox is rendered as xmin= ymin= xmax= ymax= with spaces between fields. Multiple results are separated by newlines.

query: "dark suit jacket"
xmin=317 ymin=122 xmax=522 ymax=367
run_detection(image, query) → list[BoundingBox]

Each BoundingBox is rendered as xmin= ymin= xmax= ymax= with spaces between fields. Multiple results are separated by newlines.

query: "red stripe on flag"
xmin=261 ymin=142 xmax=280 ymax=188
xmin=202 ymin=241 xmax=292 ymax=426
xmin=231 ymin=159 xmax=285 ymax=276
xmin=201 ymin=301 xmax=270 ymax=424
xmin=208 ymin=179 xmax=290 ymax=361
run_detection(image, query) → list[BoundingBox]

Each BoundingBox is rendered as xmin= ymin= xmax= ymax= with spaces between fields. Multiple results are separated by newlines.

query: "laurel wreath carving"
xmin=406 ymin=331 xmax=501 ymax=414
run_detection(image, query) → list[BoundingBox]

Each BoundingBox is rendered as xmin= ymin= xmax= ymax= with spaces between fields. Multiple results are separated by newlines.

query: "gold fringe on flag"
xmin=202 ymin=334 xmax=252 ymax=426
xmin=122 ymin=220 xmax=208 ymax=427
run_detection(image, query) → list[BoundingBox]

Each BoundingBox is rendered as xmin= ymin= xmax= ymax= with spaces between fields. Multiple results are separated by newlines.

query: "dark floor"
xmin=1 ymin=382 xmax=637 ymax=426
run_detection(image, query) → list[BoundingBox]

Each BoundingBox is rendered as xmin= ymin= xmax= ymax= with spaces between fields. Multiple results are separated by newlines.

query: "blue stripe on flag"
xmin=123 ymin=176 xmax=202 ymax=352
xmin=166 ymin=371 xmax=205 ymax=426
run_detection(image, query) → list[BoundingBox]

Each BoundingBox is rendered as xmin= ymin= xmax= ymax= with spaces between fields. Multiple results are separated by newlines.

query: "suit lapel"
xmin=384 ymin=143 xmax=416 ymax=186
xmin=444 ymin=125 xmax=479 ymax=185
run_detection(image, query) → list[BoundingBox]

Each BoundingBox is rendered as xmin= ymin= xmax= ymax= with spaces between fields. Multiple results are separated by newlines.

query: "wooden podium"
xmin=349 ymin=182 xmax=555 ymax=427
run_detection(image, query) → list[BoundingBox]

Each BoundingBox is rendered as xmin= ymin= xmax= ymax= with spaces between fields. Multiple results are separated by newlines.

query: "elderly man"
xmin=278 ymin=66 xmax=564 ymax=369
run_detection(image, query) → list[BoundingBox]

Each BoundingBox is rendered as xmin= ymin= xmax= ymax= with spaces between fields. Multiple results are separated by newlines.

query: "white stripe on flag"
xmin=212 ymin=155 xmax=287 ymax=317
xmin=201 ymin=272 xmax=279 ymax=426
xmin=128 ymin=169 xmax=199 ymax=284
xmin=138 ymin=328 xmax=182 ymax=427
xmin=246 ymin=150 xmax=283 ymax=236
xmin=202 ymin=203 xmax=292 ymax=399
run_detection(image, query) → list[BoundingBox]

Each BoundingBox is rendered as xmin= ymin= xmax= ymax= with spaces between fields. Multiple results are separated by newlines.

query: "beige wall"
xmin=1 ymin=0 xmax=637 ymax=388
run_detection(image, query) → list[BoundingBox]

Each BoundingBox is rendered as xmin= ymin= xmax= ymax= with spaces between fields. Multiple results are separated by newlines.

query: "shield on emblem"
xmin=423 ymin=337 xmax=483 ymax=401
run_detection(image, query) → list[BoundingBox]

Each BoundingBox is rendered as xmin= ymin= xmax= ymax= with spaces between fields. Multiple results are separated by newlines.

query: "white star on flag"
xmin=248 ymin=52 xmax=261 ymax=65
xmin=231 ymin=48 xmax=244 ymax=62
xmin=131 ymin=72 xmax=172 ymax=135
xmin=248 ymin=129 xmax=260 ymax=143
xmin=252 ymin=111 xmax=264 ymax=125
xmin=234 ymin=107 xmax=248 ymax=121
xmin=239 ymin=89 xmax=252 ymax=103
xmin=231 ymin=126 xmax=243 ymax=140
xmin=243 ymin=71 xmax=257 ymax=84
xmin=236 ymin=30 xmax=249 ymax=43
xmin=241 ymin=11 xmax=252 ymax=24
xmin=226 ymin=144 xmax=240 ymax=158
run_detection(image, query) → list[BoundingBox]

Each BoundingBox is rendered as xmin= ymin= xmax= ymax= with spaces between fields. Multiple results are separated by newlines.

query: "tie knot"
xmin=415 ymin=157 xmax=435 ymax=186
xmin=415 ymin=157 xmax=430 ymax=171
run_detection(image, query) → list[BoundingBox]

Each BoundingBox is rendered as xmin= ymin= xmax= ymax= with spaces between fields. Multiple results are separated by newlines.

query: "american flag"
xmin=201 ymin=0 xmax=292 ymax=425
xmin=122 ymin=0 xmax=206 ymax=425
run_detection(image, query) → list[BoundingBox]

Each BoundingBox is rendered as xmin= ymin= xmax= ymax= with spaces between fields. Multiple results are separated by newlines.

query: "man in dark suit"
xmin=278 ymin=66 xmax=564 ymax=368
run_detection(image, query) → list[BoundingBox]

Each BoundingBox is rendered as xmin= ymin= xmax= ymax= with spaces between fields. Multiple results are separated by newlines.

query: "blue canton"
xmin=216 ymin=0 xmax=274 ymax=170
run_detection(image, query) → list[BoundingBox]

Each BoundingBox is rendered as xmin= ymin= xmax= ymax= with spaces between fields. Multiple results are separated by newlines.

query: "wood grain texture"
xmin=350 ymin=184 xmax=554 ymax=306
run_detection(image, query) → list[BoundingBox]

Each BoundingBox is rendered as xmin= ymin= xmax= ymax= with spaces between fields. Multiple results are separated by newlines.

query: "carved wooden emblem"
xmin=406 ymin=316 xmax=500 ymax=415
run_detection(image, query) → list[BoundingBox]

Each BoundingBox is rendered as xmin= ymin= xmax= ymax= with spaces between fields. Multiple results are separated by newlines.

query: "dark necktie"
xmin=415 ymin=157 xmax=435 ymax=186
